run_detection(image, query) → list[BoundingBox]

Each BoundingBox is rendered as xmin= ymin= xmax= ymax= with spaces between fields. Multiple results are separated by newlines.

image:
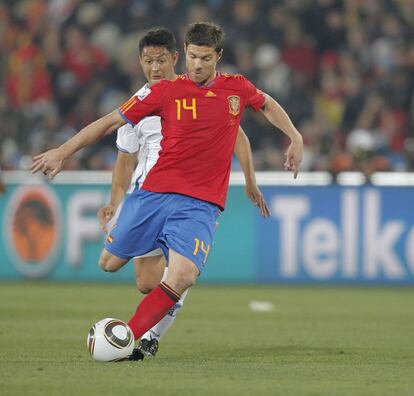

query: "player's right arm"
xmin=31 ymin=82 xmax=167 ymax=179
xmin=98 ymin=150 xmax=137 ymax=232
xmin=31 ymin=110 xmax=125 ymax=179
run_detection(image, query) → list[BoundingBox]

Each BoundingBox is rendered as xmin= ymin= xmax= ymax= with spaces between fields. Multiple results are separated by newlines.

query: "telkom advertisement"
xmin=255 ymin=186 xmax=414 ymax=284
xmin=0 ymin=181 xmax=413 ymax=284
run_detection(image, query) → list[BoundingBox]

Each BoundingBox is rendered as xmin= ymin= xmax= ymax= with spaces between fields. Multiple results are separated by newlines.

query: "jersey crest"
xmin=228 ymin=95 xmax=240 ymax=116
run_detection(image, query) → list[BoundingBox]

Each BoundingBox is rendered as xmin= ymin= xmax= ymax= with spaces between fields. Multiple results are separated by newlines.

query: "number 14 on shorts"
xmin=193 ymin=238 xmax=210 ymax=263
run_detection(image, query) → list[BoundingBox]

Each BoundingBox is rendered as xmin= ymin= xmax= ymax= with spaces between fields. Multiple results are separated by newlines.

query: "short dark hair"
xmin=184 ymin=22 xmax=225 ymax=53
xmin=138 ymin=28 xmax=177 ymax=55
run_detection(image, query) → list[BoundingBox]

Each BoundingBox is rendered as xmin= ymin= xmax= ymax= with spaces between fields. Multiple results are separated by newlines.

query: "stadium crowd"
xmin=1 ymin=0 xmax=414 ymax=176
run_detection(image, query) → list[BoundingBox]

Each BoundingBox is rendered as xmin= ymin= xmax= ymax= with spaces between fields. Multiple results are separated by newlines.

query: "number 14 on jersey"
xmin=175 ymin=98 xmax=197 ymax=120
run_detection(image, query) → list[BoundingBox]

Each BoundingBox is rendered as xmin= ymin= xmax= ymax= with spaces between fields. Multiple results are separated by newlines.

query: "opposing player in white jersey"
xmin=97 ymin=28 xmax=269 ymax=359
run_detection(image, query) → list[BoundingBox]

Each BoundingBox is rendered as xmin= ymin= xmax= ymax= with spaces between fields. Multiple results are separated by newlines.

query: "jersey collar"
xmin=186 ymin=72 xmax=221 ymax=88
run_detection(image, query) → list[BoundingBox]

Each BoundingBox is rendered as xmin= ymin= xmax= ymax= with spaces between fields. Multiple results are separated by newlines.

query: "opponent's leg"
xmin=134 ymin=254 xmax=165 ymax=294
xmin=127 ymin=249 xmax=198 ymax=341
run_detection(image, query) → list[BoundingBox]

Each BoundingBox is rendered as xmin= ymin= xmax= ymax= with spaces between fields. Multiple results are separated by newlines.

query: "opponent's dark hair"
xmin=184 ymin=22 xmax=225 ymax=53
xmin=139 ymin=28 xmax=177 ymax=55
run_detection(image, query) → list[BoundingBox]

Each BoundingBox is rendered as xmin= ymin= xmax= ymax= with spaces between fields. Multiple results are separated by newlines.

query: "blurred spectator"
xmin=0 ymin=0 xmax=414 ymax=176
xmin=62 ymin=25 xmax=108 ymax=86
xmin=6 ymin=42 xmax=52 ymax=109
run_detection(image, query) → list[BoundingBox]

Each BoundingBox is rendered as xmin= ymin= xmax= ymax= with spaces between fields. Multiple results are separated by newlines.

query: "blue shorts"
xmin=104 ymin=189 xmax=221 ymax=273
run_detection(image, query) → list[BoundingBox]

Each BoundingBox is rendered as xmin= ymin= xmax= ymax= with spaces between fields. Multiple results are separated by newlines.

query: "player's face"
xmin=185 ymin=44 xmax=222 ymax=85
xmin=140 ymin=46 xmax=178 ymax=86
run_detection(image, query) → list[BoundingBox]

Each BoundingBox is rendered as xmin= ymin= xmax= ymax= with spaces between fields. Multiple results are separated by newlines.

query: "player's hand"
xmin=245 ymin=183 xmax=270 ymax=218
xmin=31 ymin=147 xmax=66 ymax=180
xmin=97 ymin=204 xmax=116 ymax=233
xmin=284 ymin=137 xmax=303 ymax=179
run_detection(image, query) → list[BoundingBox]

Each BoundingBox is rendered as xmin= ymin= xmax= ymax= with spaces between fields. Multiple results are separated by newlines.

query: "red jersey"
xmin=118 ymin=73 xmax=265 ymax=209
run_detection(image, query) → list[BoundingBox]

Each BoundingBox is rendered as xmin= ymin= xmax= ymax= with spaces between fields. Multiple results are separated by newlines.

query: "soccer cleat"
xmin=128 ymin=348 xmax=145 ymax=361
xmin=139 ymin=338 xmax=159 ymax=357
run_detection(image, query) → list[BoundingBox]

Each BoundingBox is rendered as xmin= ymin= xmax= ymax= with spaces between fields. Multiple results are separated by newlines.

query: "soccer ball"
xmin=87 ymin=318 xmax=134 ymax=362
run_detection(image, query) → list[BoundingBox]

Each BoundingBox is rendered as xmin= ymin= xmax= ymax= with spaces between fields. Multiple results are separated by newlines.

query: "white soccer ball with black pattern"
xmin=87 ymin=318 xmax=134 ymax=362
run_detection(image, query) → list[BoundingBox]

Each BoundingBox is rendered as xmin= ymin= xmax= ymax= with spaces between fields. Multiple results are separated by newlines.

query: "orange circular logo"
xmin=5 ymin=185 xmax=61 ymax=278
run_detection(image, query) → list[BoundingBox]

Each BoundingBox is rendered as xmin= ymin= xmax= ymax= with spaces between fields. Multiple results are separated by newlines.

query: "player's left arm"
xmin=260 ymin=94 xmax=303 ymax=179
xmin=234 ymin=127 xmax=270 ymax=217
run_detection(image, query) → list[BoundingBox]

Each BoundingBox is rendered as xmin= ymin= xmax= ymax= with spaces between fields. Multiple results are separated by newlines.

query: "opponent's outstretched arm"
xmin=97 ymin=150 xmax=137 ymax=232
xmin=31 ymin=110 xmax=125 ymax=179
xmin=260 ymin=94 xmax=303 ymax=178
xmin=234 ymin=127 xmax=270 ymax=217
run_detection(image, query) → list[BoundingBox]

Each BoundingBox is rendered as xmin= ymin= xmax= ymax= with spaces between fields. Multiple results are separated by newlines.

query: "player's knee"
xmin=99 ymin=260 xmax=111 ymax=272
xmin=167 ymin=251 xmax=199 ymax=293
xmin=135 ymin=265 xmax=162 ymax=293
xmin=99 ymin=257 xmax=117 ymax=272
xmin=183 ymin=274 xmax=196 ymax=288
xmin=136 ymin=277 xmax=157 ymax=294
xmin=136 ymin=282 xmax=152 ymax=294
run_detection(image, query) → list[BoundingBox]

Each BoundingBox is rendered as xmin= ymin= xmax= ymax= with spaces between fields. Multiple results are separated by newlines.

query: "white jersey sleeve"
xmin=115 ymin=84 xmax=163 ymax=193
xmin=116 ymin=123 xmax=140 ymax=153
xmin=116 ymin=84 xmax=150 ymax=153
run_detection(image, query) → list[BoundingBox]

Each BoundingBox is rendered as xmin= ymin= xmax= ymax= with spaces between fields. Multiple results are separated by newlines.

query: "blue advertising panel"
xmin=1 ymin=177 xmax=413 ymax=284
xmin=256 ymin=186 xmax=414 ymax=284
xmin=0 ymin=181 xmax=256 ymax=283
xmin=202 ymin=186 xmax=255 ymax=282
xmin=0 ymin=182 xmax=135 ymax=282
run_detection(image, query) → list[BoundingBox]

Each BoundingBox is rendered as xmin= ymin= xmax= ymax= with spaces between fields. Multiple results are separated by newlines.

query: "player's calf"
xmin=127 ymin=252 xmax=197 ymax=341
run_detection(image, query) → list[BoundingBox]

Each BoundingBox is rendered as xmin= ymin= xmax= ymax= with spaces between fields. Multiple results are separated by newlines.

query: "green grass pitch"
xmin=0 ymin=282 xmax=413 ymax=396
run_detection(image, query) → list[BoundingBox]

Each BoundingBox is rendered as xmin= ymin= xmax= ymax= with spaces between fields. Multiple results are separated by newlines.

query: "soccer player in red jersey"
xmin=32 ymin=22 xmax=303 ymax=353
xmin=97 ymin=27 xmax=269 ymax=358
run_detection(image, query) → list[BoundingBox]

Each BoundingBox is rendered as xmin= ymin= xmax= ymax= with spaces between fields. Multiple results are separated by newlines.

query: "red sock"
xmin=127 ymin=282 xmax=180 ymax=340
